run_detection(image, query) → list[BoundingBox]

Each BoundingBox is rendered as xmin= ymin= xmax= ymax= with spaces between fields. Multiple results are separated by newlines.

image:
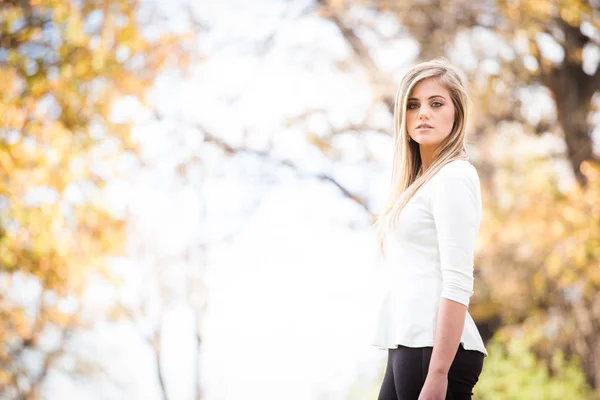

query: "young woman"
xmin=372 ymin=58 xmax=488 ymax=400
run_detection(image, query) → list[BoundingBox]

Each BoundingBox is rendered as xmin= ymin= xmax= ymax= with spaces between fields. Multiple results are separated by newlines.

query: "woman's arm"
xmin=428 ymin=298 xmax=467 ymax=375
xmin=418 ymin=299 xmax=466 ymax=400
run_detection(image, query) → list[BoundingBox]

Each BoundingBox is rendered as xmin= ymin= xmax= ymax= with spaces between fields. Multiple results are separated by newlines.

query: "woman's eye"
xmin=432 ymin=102 xmax=443 ymax=107
xmin=407 ymin=103 xmax=418 ymax=109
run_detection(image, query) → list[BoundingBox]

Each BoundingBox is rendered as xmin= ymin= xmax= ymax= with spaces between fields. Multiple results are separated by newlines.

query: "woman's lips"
xmin=416 ymin=123 xmax=434 ymax=130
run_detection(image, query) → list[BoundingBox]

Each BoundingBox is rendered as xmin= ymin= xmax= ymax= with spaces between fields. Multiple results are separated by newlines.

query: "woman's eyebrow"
xmin=407 ymin=95 xmax=447 ymax=101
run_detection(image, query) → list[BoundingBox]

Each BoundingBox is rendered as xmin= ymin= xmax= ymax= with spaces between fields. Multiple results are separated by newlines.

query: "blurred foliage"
xmin=494 ymin=0 xmax=600 ymax=187
xmin=0 ymin=0 xmax=189 ymax=397
xmin=474 ymin=334 xmax=593 ymax=400
xmin=473 ymin=154 xmax=600 ymax=391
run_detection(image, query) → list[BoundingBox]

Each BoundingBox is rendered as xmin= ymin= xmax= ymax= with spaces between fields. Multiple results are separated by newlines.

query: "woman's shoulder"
xmin=435 ymin=159 xmax=478 ymax=181
xmin=429 ymin=159 xmax=482 ymax=210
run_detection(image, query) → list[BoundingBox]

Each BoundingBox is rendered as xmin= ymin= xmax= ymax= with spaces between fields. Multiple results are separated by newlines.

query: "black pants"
xmin=377 ymin=343 xmax=484 ymax=400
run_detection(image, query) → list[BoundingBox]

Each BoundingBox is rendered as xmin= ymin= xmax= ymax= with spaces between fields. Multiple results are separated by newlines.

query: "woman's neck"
xmin=419 ymin=148 xmax=434 ymax=171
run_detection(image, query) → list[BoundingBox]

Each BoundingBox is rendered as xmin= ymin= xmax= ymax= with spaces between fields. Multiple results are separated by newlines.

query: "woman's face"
xmin=406 ymin=78 xmax=455 ymax=148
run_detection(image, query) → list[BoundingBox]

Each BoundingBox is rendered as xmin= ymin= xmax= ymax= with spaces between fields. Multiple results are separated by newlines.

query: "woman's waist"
xmin=384 ymin=281 xmax=443 ymax=307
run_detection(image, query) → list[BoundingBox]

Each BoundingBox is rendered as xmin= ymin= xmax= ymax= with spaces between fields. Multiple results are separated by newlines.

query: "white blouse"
xmin=372 ymin=159 xmax=488 ymax=356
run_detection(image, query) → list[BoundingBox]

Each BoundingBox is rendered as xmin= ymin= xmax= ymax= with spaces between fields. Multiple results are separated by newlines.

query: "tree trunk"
xmin=545 ymin=62 xmax=597 ymax=187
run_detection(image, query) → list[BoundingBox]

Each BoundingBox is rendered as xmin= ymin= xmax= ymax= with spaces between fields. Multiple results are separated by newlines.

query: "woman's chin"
xmin=414 ymin=137 xmax=440 ymax=146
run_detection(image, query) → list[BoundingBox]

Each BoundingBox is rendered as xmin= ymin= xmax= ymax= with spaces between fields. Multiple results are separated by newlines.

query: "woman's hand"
xmin=417 ymin=371 xmax=448 ymax=400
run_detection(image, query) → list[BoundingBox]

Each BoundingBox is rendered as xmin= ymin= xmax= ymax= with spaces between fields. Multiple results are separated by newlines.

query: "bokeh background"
xmin=1 ymin=0 xmax=600 ymax=399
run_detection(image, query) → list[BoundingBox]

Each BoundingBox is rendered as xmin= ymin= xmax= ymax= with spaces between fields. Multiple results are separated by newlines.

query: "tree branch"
xmin=316 ymin=0 xmax=396 ymax=112
xmin=199 ymin=125 xmax=374 ymax=216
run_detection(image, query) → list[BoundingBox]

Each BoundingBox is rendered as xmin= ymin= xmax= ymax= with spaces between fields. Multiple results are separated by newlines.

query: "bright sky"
xmin=149 ymin=2 xmax=396 ymax=398
xmin=38 ymin=1 xmax=395 ymax=399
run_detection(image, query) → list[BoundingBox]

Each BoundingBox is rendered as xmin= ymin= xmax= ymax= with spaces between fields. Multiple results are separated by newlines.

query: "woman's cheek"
xmin=443 ymin=111 xmax=455 ymax=131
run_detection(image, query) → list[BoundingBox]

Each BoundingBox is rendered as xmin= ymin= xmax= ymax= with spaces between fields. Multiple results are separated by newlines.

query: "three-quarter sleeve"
xmin=430 ymin=165 xmax=482 ymax=308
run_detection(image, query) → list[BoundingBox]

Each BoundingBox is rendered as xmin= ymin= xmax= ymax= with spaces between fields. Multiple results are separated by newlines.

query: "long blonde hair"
xmin=374 ymin=58 xmax=471 ymax=256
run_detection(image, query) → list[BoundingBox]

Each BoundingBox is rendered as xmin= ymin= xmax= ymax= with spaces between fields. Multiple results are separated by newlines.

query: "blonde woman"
xmin=372 ymin=58 xmax=488 ymax=400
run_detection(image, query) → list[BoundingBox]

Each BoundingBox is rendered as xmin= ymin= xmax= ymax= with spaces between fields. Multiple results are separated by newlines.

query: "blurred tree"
xmin=477 ymin=156 xmax=600 ymax=391
xmin=494 ymin=0 xmax=600 ymax=187
xmin=0 ymin=0 xmax=190 ymax=398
